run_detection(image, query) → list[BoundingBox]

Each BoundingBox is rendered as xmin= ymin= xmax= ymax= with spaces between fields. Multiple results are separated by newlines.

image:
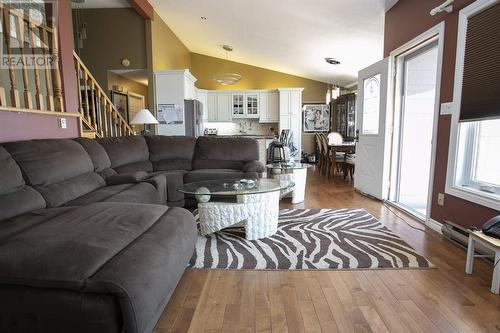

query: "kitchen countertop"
xmin=209 ymin=134 xmax=277 ymax=139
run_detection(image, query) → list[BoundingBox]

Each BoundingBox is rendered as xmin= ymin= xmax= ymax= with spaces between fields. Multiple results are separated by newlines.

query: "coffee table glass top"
xmin=179 ymin=178 xmax=294 ymax=196
xmin=266 ymin=162 xmax=311 ymax=170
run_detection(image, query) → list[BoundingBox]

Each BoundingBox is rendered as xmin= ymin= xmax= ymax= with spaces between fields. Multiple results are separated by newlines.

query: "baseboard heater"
xmin=441 ymin=220 xmax=494 ymax=262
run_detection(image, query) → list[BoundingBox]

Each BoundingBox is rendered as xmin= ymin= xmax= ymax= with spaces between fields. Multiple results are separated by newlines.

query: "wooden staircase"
xmin=0 ymin=4 xmax=134 ymax=139
xmin=74 ymin=52 xmax=135 ymax=138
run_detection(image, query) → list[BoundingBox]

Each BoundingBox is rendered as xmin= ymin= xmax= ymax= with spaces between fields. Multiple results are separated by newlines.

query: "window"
xmin=455 ymin=119 xmax=500 ymax=197
xmin=446 ymin=0 xmax=500 ymax=210
xmin=362 ymin=74 xmax=380 ymax=134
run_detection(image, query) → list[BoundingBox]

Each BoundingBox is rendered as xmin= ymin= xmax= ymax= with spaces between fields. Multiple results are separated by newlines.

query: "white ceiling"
xmin=150 ymin=0 xmax=398 ymax=86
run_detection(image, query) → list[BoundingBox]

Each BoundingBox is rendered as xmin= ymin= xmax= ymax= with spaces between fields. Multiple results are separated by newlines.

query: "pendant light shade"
xmin=213 ymin=45 xmax=242 ymax=85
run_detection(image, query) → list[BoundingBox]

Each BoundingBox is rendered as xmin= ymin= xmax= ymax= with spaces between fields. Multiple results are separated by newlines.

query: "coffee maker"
xmin=267 ymin=130 xmax=291 ymax=163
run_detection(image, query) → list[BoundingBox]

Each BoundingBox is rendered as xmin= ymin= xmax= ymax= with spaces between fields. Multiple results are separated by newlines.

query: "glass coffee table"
xmin=266 ymin=162 xmax=311 ymax=204
xmin=179 ymin=178 xmax=294 ymax=240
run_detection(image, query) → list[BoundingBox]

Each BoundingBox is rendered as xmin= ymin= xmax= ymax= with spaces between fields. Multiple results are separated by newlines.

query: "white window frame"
xmin=445 ymin=0 xmax=500 ymax=211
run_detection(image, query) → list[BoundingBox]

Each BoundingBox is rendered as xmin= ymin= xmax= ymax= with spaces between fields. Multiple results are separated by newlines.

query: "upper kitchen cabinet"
xmin=154 ymin=69 xmax=197 ymax=106
xmin=259 ymin=91 xmax=278 ymax=123
xmin=232 ymin=92 xmax=260 ymax=118
xmin=207 ymin=92 xmax=232 ymax=122
xmin=232 ymin=93 xmax=245 ymax=117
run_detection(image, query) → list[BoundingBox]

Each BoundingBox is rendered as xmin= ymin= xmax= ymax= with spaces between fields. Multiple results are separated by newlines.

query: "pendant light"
xmin=213 ymin=45 xmax=242 ymax=85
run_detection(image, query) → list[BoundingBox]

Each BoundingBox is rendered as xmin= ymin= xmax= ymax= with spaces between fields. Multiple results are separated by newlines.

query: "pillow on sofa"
xmin=145 ymin=135 xmax=196 ymax=171
xmin=97 ymin=136 xmax=153 ymax=173
xmin=0 ymin=146 xmax=46 ymax=221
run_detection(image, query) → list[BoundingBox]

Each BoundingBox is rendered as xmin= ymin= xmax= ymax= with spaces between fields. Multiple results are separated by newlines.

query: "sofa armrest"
xmin=106 ymin=171 xmax=148 ymax=186
xmin=242 ymin=160 xmax=266 ymax=173
xmin=143 ymin=174 xmax=167 ymax=204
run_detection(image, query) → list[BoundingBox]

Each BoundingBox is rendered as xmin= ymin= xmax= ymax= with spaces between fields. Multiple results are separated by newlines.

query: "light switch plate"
xmin=58 ymin=118 xmax=67 ymax=129
xmin=440 ymin=102 xmax=454 ymax=115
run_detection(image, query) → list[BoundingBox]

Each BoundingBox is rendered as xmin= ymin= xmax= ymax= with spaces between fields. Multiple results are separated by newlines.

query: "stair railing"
xmin=73 ymin=51 xmax=135 ymax=138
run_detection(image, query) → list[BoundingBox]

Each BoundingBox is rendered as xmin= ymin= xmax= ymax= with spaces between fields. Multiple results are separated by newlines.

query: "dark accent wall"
xmin=73 ymin=8 xmax=147 ymax=92
xmin=384 ymin=0 xmax=499 ymax=228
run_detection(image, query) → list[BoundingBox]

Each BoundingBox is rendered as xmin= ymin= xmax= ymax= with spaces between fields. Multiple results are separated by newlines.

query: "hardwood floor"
xmin=155 ymin=167 xmax=500 ymax=333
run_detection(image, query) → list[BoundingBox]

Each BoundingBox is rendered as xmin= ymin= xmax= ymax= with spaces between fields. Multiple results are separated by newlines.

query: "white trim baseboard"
xmin=427 ymin=218 xmax=443 ymax=234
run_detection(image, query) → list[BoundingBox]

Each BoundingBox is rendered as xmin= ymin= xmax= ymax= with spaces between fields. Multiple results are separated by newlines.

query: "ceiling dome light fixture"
xmin=213 ymin=45 xmax=242 ymax=85
xmin=325 ymin=57 xmax=341 ymax=65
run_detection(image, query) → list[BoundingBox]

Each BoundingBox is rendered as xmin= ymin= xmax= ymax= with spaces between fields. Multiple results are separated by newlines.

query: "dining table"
xmin=328 ymin=142 xmax=356 ymax=179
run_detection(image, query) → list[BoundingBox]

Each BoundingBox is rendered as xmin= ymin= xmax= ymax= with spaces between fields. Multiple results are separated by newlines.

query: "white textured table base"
xmin=198 ymin=190 xmax=280 ymax=240
xmin=271 ymin=168 xmax=307 ymax=204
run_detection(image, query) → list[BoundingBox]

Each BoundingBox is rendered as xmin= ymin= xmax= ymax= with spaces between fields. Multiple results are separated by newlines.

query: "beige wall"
xmin=149 ymin=11 xmax=191 ymax=71
xmin=73 ymin=8 xmax=147 ymax=91
xmin=190 ymin=53 xmax=328 ymax=102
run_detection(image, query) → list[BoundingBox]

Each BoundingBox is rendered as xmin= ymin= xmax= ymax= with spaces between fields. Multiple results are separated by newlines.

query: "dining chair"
xmin=327 ymin=132 xmax=346 ymax=178
xmin=315 ymin=133 xmax=324 ymax=174
xmin=344 ymin=153 xmax=355 ymax=181
xmin=319 ymin=133 xmax=331 ymax=177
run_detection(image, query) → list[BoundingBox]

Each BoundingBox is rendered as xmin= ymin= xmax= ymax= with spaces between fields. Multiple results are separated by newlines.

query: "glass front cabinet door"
xmin=232 ymin=93 xmax=245 ymax=117
xmin=246 ymin=93 xmax=259 ymax=117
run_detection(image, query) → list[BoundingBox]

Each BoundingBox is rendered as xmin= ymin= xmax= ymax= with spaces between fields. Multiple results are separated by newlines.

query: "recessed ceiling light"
xmin=325 ymin=57 xmax=341 ymax=65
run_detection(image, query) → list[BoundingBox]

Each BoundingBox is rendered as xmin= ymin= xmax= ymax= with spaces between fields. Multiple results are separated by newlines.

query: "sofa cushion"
xmin=65 ymin=182 xmax=160 ymax=206
xmin=0 ymin=202 xmax=197 ymax=333
xmin=0 ymin=146 xmax=46 ymax=221
xmin=192 ymin=136 xmax=259 ymax=170
xmin=184 ymin=169 xmax=258 ymax=183
xmin=0 ymin=207 xmax=76 ymax=243
xmin=73 ymin=137 xmax=111 ymax=172
xmin=97 ymin=136 xmax=153 ymax=173
xmin=145 ymin=135 xmax=196 ymax=171
xmin=2 ymin=139 xmax=104 ymax=208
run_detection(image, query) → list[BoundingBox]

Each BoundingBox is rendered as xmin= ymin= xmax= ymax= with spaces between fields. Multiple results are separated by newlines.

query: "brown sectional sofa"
xmin=0 ymin=135 xmax=264 ymax=333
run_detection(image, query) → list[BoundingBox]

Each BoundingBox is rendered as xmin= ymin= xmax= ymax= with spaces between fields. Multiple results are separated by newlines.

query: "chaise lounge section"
xmin=0 ymin=135 xmax=264 ymax=333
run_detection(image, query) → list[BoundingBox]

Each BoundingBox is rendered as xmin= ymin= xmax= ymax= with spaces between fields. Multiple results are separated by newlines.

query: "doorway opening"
xmin=390 ymin=39 xmax=440 ymax=220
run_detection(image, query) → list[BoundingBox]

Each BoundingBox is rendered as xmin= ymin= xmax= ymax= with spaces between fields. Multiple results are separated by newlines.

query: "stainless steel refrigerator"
xmin=184 ymin=100 xmax=204 ymax=137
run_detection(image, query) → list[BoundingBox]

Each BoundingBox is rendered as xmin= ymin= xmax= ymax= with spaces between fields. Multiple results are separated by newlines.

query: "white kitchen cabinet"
xmin=195 ymin=89 xmax=208 ymax=121
xmin=217 ymin=93 xmax=232 ymax=122
xmin=153 ymin=69 xmax=197 ymax=135
xmin=207 ymin=93 xmax=217 ymax=121
xmin=278 ymin=88 xmax=304 ymax=160
xmin=246 ymin=93 xmax=259 ymax=117
xmin=206 ymin=92 xmax=232 ymax=122
xmin=232 ymin=93 xmax=245 ymax=117
xmin=232 ymin=92 xmax=260 ymax=118
xmin=259 ymin=91 xmax=278 ymax=123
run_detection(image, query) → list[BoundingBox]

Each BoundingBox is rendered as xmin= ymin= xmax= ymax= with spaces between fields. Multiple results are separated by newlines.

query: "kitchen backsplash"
xmin=206 ymin=119 xmax=278 ymax=136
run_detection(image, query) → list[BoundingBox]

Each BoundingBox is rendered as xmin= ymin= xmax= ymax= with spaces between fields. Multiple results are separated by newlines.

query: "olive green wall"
xmin=72 ymin=8 xmax=147 ymax=92
xmin=148 ymin=11 xmax=191 ymax=71
xmin=190 ymin=53 xmax=328 ymax=103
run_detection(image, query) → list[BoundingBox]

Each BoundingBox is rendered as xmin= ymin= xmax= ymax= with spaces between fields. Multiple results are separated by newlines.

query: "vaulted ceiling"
xmin=150 ymin=0 xmax=398 ymax=86
xmin=75 ymin=0 xmax=398 ymax=86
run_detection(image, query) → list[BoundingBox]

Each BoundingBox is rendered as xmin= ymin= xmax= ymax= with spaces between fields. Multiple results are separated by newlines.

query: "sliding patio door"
xmin=392 ymin=41 xmax=439 ymax=218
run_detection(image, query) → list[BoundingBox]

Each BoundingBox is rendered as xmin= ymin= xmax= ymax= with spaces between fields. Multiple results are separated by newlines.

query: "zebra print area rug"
xmin=189 ymin=208 xmax=432 ymax=270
